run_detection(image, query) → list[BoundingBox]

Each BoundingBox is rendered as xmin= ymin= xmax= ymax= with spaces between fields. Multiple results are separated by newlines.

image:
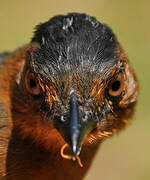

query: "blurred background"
xmin=0 ymin=0 xmax=149 ymax=179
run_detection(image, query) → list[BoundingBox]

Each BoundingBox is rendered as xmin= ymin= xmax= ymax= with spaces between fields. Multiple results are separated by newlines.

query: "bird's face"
xmin=12 ymin=13 xmax=138 ymax=157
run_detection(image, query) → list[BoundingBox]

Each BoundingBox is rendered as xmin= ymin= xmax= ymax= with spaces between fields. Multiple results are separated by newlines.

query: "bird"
xmin=0 ymin=13 xmax=138 ymax=180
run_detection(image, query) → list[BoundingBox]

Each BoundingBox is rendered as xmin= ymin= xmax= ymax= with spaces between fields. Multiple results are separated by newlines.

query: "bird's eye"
xmin=25 ymin=71 xmax=41 ymax=95
xmin=108 ymin=73 xmax=124 ymax=97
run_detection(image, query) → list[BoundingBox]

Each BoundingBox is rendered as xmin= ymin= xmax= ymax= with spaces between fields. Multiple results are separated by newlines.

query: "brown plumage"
xmin=0 ymin=13 xmax=138 ymax=180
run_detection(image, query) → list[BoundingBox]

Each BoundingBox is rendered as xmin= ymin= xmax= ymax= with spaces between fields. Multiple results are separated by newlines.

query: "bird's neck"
xmin=6 ymin=127 xmax=100 ymax=180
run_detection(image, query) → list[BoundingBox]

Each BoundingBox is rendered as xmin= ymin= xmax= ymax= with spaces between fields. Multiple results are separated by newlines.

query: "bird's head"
xmin=12 ymin=13 xmax=138 ymax=157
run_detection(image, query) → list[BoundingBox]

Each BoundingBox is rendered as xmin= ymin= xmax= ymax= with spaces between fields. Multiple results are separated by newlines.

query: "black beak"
xmin=54 ymin=89 xmax=97 ymax=156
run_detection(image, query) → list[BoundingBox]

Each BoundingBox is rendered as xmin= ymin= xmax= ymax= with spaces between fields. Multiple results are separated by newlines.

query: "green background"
xmin=0 ymin=0 xmax=150 ymax=179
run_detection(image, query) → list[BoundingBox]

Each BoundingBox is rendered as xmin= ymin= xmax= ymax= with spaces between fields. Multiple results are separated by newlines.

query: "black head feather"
xmin=31 ymin=13 xmax=119 ymax=81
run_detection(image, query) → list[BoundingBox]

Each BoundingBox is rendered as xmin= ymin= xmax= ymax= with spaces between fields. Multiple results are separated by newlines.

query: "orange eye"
xmin=108 ymin=73 xmax=124 ymax=97
xmin=25 ymin=71 xmax=41 ymax=95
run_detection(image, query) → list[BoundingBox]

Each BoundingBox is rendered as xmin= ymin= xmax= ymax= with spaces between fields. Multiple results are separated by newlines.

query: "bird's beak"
xmin=54 ymin=89 xmax=97 ymax=156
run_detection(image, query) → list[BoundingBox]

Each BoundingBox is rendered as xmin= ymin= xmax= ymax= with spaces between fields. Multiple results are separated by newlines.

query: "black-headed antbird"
xmin=0 ymin=13 xmax=138 ymax=180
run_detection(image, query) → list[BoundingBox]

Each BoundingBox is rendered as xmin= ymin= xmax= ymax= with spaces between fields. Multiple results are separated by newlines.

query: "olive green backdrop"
xmin=0 ymin=0 xmax=149 ymax=179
